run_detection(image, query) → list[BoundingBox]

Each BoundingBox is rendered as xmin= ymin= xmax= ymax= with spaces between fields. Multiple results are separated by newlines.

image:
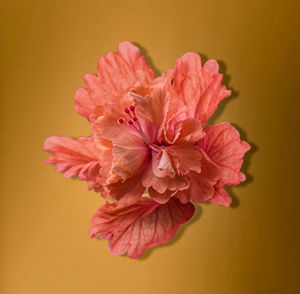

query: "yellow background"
xmin=1 ymin=0 xmax=299 ymax=293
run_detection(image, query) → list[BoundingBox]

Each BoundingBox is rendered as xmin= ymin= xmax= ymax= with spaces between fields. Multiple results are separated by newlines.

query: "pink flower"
xmin=44 ymin=42 xmax=250 ymax=258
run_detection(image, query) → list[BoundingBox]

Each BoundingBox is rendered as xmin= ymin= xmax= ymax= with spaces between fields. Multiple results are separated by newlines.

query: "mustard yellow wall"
xmin=1 ymin=1 xmax=299 ymax=293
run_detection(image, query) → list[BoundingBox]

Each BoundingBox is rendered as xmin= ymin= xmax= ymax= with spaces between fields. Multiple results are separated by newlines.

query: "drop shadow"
xmin=136 ymin=204 xmax=202 ymax=260
xmin=226 ymin=124 xmax=258 ymax=208
xmin=132 ymin=41 xmax=161 ymax=77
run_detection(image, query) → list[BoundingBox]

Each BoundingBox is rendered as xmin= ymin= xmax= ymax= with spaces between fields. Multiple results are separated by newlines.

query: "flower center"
xmin=117 ymin=105 xmax=158 ymax=151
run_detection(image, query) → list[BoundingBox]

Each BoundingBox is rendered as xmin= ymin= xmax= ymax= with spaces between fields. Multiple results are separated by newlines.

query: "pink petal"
xmin=106 ymin=174 xmax=145 ymax=206
xmin=43 ymin=136 xmax=102 ymax=185
xmin=75 ymin=41 xmax=154 ymax=121
xmin=171 ymin=53 xmax=231 ymax=125
xmin=167 ymin=144 xmax=202 ymax=175
xmin=142 ymin=157 xmax=190 ymax=196
xmin=152 ymin=148 xmax=176 ymax=179
xmin=188 ymin=153 xmax=221 ymax=203
xmin=210 ymin=181 xmax=232 ymax=207
xmin=148 ymin=188 xmax=177 ymax=204
xmin=173 ymin=118 xmax=205 ymax=143
xmin=89 ymin=197 xmax=195 ymax=258
xmin=198 ymin=122 xmax=251 ymax=185
xmin=111 ymin=132 xmax=149 ymax=180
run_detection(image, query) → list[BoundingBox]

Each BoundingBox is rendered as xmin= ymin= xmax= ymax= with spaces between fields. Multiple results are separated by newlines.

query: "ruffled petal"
xmin=152 ymin=148 xmax=176 ymax=179
xmin=89 ymin=197 xmax=195 ymax=258
xmin=131 ymin=87 xmax=170 ymax=142
xmin=75 ymin=41 xmax=154 ymax=121
xmin=148 ymin=188 xmax=177 ymax=204
xmin=210 ymin=181 xmax=232 ymax=207
xmin=173 ymin=118 xmax=205 ymax=143
xmin=111 ymin=132 xmax=149 ymax=181
xmin=198 ymin=122 xmax=251 ymax=185
xmin=171 ymin=53 xmax=231 ymax=125
xmin=43 ymin=136 xmax=102 ymax=186
xmin=106 ymin=174 xmax=145 ymax=206
xmin=188 ymin=153 xmax=220 ymax=203
xmin=167 ymin=144 xmax=202 ymax=175
xmin=142 ymin=162 xmax=189 ymax=195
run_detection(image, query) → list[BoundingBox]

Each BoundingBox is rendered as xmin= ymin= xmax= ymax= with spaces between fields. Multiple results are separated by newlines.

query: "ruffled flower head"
xmin=44 ymin=42 xmax=250 ymax=258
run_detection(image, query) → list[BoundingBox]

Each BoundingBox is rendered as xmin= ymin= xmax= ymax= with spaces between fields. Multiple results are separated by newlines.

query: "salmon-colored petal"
xmin=111 ymin=132 xmax=149 ymax=180
xmin=142 ymin=163 xmax=189 ymax=194
xmin=168 ymin=144 xmax=202 ymax=175
xmin=188 ymin=153 xmax=221 ymax=203
xmin=91 ymin=108 xmax=134 ymax=142
xmin=198 ymin=122 xmax=251 ymax=185
xmin=148 ymin=188 xmax=177 ymax=204
xmin=75 ymin=41 xmax=154 ymax=121
xmin=210 ymin=181 xmax=232 ymax=207
xmin=131 ymin=87 xmax=168 ymax=129
xmin=173 ymin=118 xmax=205 ymax=143
xmin=152 ymin=148 xmax=176 ymax=179
xmin=89 ymin=197 xmax=195 ymax=258
xmin=107 ymin=174 xmax=145 ymax=206
xmin=171 ymin=53 xmax=231 ymax=125
xmin=44 ymin=136 xmax=102 ymax=186
xmin=175 ymin=190 xmax=190 ymax=204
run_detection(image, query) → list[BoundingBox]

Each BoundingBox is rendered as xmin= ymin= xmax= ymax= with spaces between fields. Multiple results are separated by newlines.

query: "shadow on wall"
xmin=115 ymin=42 xmax=258 ymax=259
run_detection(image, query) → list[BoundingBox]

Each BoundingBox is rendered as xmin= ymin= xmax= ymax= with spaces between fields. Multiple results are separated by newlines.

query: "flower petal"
xmin=89 ymin=197 xmax=195 ymax=258
xmin=173 ymin=118 xmax=205 ymax=143
xmin=198 ymin=122 xmax=251 ymax=185
xmin=106 ymin=174 xmax=145 ymax=206
xmin=152 ymin=148 xmax=176 ymax=179
xmin=148 ymin=188 xmax=177 ymax=204
xmin=210 ymin=181 xmax=232 ymax=207
xmin=111 ymin=132 xmax=149 ymax=180
xmin=171 ymin=53 xmax=231 ymax=125
xmin=43 ymin=136 xmax=102 ymax=186
xmin=142 ymin=157 xmax=190 ymax=195
xmin=167 ymin=144 xmax=202 ymax=175
xmin=75 ymin=41 xmax=154 ymax=121
xmin=188 ymin=153 xmax=220 ymax=203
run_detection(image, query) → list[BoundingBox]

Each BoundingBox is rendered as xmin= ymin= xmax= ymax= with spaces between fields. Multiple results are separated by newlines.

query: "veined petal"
xmin=210 ymin=181 xmax=232 ymax=207
xmin=89 ymin=197 xmax=195 ymax=258
xmin=171 ymin=53 xmax=231 ymax=125
xmin=173 ymin=118 xmax=205 ymax=143
xmin=92 ymin=110 xmax=138 ymax=143
xmin=152 ymin=148 xmax=176 ymax=179
xmin=148 ymin=188 xmax=177 ymax=204
xmin=142 ymin=162 xmax=190 ymax=196
xmin=112 ymin=132 xmax=149 ymax=180
xmin=106 ymin=174 xmax=145 ymax=206
xmin=198 ymin=122 xmax=251 ymax=185
xmin=131 ymin=87 xmax=170 ymax=142
xmin=188 ymin=153 xmax=221 ymax=203
xmin=43 ymin=136 xmax=102 ymax=185
xmin=167 ymin=144 xmax=202 ymax=175
xmin=75 ymin=41 xmax=154 ymax=121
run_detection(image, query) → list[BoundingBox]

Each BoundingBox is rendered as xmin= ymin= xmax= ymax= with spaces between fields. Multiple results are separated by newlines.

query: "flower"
xmin=44 ymin=42 xmax=250 ymax=258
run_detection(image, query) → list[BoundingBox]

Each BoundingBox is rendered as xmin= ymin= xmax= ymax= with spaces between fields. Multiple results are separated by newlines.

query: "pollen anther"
xmin=118 ymin=118 xmax=125 ymax=124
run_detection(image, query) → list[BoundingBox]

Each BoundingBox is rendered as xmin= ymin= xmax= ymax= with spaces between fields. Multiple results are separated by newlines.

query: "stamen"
xmin=118 ymin=118 xmax=125 ymax=124
xmin=119 ymin=102 xmax=151 ymax=146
